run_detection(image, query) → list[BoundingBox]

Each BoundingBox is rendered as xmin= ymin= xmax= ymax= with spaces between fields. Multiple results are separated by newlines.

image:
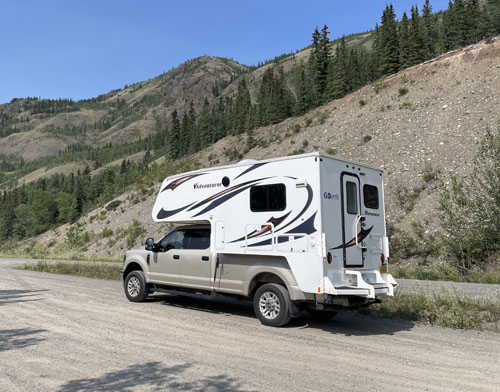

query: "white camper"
xmin=122 ymin=152 xmax=397 ymax=326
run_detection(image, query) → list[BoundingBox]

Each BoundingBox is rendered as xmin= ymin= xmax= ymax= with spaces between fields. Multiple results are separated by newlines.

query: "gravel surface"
xmin=1 ymin=258 xmax=500 ymax=391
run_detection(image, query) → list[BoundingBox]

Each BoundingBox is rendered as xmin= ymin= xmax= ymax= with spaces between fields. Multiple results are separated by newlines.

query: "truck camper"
xmin=121 ymin=152 xmax=397 ymax=326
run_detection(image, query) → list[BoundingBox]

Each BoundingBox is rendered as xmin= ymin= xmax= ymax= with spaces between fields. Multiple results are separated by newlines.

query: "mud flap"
xmin=290 ymin=301 xmax=302 ymax=317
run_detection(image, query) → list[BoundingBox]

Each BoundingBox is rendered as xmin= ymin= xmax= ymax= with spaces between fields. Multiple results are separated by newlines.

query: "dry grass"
xmin=16 ymin=261 xmax=121 ymax=280
xmin=361 ymin=289 xmax=500 ymax=332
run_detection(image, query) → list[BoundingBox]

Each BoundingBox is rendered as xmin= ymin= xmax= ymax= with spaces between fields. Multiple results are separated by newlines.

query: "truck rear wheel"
xmin=124 ymin=270 xmax=148 ymax=302
xmin=253 ymin=283 xmax=292 ymax=327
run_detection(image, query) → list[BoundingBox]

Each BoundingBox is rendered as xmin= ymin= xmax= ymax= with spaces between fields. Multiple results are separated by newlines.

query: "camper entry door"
xmin=341 ymin=173 xmax=363 ymax=267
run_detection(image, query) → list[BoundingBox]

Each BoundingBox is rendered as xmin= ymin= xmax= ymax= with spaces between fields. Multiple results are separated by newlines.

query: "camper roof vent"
xmin=237 ymin=158 xmax=259 ymax=165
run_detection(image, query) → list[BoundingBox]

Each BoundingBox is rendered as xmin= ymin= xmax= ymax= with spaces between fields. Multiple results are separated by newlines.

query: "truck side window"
xmin=346 ymin=181 xmax=358 ymax=214
xmin=159 ymin=229 xmax=185 ymax=250
xmin=363 ymin=184 xmax=379 ymax=209
xmin=184 ymin=229 xmax=210 ymax=250
xmin=250 ymin=184 xmax=286 ymax=212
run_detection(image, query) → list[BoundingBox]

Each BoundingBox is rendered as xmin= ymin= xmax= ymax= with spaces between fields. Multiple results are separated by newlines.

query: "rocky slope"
xmin=29 ymin=37 xmax=500 ymax=261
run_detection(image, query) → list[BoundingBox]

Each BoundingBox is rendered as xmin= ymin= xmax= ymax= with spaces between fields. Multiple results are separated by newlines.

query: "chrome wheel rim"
xmin=127 ymin=276 xmax=140 ymax=297
xmin=259 ymin=292 xmax=280 ymax=320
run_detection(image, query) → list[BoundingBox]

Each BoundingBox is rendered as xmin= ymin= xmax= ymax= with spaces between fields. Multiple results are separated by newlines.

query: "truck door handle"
xmin=173 ymin=255 xmax=180 ymax=260
xmin=201 ymin=256 xmax=209 ymax=261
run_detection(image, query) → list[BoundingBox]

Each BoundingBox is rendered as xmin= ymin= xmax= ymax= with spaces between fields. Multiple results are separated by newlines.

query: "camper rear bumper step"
xmin=321 ymin=270 xmax=398 ymax=299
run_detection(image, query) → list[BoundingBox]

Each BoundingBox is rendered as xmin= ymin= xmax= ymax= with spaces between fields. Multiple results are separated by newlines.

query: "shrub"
xmin=105 ymin=200 xmax=121 ymax=211
xmin=316 ymin=111 xmax=328 ymax=124
xmin=421 ymin=162 xmax=440 ymax=182
xmin=363 ymin=135 xmax=372 ymax=143
xmin=399 ymin=87 xmax=409 ymax=96
xmin=288 ymin=123 xmax=301 ymax=133
xmin=326 ymin=147 xmax=336 ymax=155
xmin=100 ymin=227 xmax=113 ymax=238
xmin=440 ymin=125 xmax=500 ymax=269
xmin=359 ymin=99 xmax=367 ymax=107
xmin=126 ymin=219 xmax=146 ymax=247
xmin=304 ymin=117 xmax=313 ymax=127
xmin=302 ymin=139 xmax=309 ymax=148
xmin=223 ymin=147 xmax=243 ymax=161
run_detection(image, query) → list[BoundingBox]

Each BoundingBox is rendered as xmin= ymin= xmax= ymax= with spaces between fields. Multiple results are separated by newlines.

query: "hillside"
xmin=26 ymin=37 xmax=500 ymax=262
xmin=0 ymin=56 xmax=248 ymax=161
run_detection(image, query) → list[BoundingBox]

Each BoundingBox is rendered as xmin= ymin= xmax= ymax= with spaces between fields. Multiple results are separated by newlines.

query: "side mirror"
xmin=145 ymin=237 xmax=154 ymax=251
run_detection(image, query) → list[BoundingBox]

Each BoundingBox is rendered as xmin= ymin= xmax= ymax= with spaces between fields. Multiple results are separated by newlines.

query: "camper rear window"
xmin=363 ymin=185 xmax=379 ymax=209
xmin=250 ymin=184 xmax=286 ymax=212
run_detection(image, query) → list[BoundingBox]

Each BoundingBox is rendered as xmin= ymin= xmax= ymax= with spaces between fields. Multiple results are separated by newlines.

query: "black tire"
xmin=253 ymin=283 xmax=292 ymax=327
xmin=124 ymin=270 xmax=148 ymax=302
xmin=306 ymin=308 xmax=338 ymax=321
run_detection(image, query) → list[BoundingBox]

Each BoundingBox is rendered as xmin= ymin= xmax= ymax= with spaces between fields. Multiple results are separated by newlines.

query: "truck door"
xmin=149 ymin=229 xmax=184 ymax=286
xmin=341 ymin=174 xmax=363 ymax=267
xmin=178 ymin=228 xmax=212 ymax=290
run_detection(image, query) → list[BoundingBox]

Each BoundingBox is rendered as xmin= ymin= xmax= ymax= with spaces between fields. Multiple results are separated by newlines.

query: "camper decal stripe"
xmin=228 ymin=211 xmax=292 ymax=243
xmin=234 ymin=162 xmax=268 ymax=180
xmin=191 ymin=184 xmax=256 ymax=217
xmin=187 ymin=178 xmax=270 ymax=212
xmin=156 ymin=202 xmax=195 ymax=220
xmin=246 ymin=212 xmax=317 ymax=248
xmin=277 ymin=183 xmax=314 ymax=233
xmin=330 ymin=226 xmax=374 ymax=250
xmin=161 ymin=173 xmax=205 ymax=193
xmin=287 ymin=211 xmax=317 ymax=234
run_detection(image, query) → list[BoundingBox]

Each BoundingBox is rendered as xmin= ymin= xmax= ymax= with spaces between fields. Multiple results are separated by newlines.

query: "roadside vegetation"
xmin=17 ymin=260 xmax=121 ymax=280
xmin=390 ymin=123 xmax=500 ymax=284
xmin=360 ymin=290 xmax=500 ymax=332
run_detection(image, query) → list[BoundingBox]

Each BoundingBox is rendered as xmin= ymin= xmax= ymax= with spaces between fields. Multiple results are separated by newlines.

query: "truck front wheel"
xmin=253 ymin=283 xmax=292 ymax=327
xmin=124 ymin=270 xmax=148 ymax=302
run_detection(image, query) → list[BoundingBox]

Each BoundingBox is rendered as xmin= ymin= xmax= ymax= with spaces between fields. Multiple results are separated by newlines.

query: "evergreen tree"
xmin=465 ymin=0 xmax=482 ymax=43
xmin=198 ymin=98 xmax=214 ymax=147
xmin=294 ymin=63 xmax=313 ymax=115
xmin=326 ymin=36 xmax=349 ymax=100
xmin=483 ymin=0 xmax=500 ymax=37
xmin=233 ymin=78 xmax=252 ymax=134
xmin=377 ymin=4 xmax=400 ymax=75
xmin=399 ymin=12 xmax=411 ymax=69
xmin=310 ymin=25 xmax=331 ymax=103
xmin=168 ymin=109 xmax=181 ymax=159
xmin=422 ymin=0 xmax=438 ymax=58
xmin=408 ymin=5 xmax=426 ymax=66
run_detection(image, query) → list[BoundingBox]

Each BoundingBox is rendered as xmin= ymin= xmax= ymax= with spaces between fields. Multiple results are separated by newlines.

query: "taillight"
xmin=381 ymin=253 xmax=385 ymax=263
xmin=327 ymin=252 xmax=332 ymax=264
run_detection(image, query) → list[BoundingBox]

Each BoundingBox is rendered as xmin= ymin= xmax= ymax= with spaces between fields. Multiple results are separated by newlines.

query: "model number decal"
xmin=323 ymin=192 xmax=339 ymax=200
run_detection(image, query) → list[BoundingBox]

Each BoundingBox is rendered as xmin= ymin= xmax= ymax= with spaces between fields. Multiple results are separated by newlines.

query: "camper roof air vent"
xmin=238 ymin=158 xmax=259 ymax=165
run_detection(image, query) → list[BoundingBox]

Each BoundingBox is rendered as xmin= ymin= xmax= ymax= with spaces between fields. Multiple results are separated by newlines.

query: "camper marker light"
xmin=327 ymin=252 xmax=332 ymax=264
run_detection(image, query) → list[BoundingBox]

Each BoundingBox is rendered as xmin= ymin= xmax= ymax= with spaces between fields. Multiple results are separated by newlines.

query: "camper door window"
xmin=250 ymin=183 xmax=286 ymax=212
xmin=346 ymin=181 xmax=358 ymax=214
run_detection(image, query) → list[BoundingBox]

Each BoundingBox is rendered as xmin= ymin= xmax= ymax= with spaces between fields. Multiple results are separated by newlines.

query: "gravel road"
xmin=1 ymin=258 xmax=500 ymax=391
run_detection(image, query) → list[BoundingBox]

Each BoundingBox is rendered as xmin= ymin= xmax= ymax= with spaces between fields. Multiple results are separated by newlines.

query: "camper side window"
xmin=250 ymin=184 xmax=286 ymax=212
xmin=346 ymin=181 xmax=358 ymax=214
xmin=363 ymin=185 xmax=379 ymax=209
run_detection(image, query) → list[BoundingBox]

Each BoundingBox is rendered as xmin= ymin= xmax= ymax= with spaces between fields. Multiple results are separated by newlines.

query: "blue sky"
xmin=0 ymin=0 xmax=450 ymax=104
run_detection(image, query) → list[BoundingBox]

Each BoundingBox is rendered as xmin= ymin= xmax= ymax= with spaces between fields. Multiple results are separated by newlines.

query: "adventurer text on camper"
xmin=193 ymin=182 xmax=222 ymax=190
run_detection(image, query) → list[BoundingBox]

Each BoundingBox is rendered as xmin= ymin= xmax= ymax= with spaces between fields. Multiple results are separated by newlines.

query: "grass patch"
xmin=392 ymin=264 xmax=500 ymax=285
xmin=360 ymin=290 xmax=500 ymax=332
xmin=0 ymin=251 xmax=122 ymax=263
xmin=16 ymin=260 xmax=121 ymax=280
